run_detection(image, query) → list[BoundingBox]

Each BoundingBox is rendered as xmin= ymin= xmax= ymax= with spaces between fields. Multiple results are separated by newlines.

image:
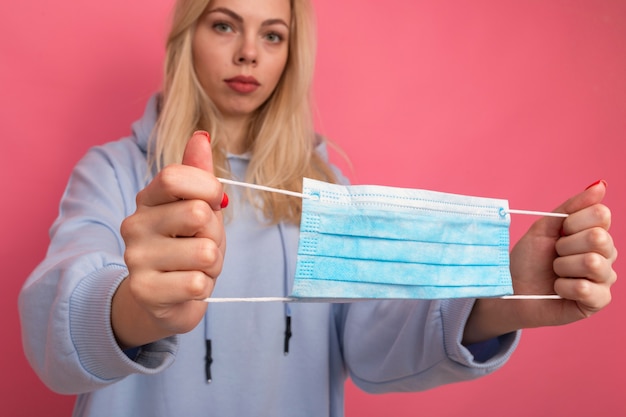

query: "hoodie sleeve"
xmin=18 ymin=139 xmax=178 ymax=395
xmin=339 ymin=298 xmax=520 ymax=393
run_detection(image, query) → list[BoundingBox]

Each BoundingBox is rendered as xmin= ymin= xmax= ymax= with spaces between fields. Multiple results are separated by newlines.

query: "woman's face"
xmin=192 ymin=0 xmax=291 ymax=121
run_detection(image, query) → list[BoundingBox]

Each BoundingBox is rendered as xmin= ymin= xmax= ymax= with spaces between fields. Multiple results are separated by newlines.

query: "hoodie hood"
xmin=130 ymin=93 xmax=160 ymax=154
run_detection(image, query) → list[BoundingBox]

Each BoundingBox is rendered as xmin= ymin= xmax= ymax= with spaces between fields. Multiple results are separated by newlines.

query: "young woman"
xmin=19 ymin=0 xmax=617 ymax=416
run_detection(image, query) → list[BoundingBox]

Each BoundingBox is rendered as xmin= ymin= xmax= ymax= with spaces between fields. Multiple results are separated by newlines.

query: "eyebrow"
xmin=206 ymin=7 xmax=290 ymax=29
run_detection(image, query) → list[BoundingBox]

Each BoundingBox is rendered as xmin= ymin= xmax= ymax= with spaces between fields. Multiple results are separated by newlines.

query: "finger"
xmin=136 ymin=164 xmax=222 ymax=207
xmin=132 ymin=199 xmax=220 ymax=238
xmin=129 ymin=270 xmax=217 ymax=305
xmin=182 ymin=131 xmax=214 ymax=172
xmin=135 ymin=238 xmax=223 ymax=277
xmin=122 ymin=205 xmax=226 ymax=286
xmin=561 ymin=204 xmax=612 ymax=237
xmin=553 ymin=277 xmax=612 ymax=313
xmin=556 ymin=226 xmax=616 ymax=259
xmin=121 ymin=200 xmax=219 ymax=246
xmin=553 ymin=252 xmax=616 ymax=285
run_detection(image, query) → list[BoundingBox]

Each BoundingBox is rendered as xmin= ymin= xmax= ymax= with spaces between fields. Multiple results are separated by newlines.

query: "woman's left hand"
xmin=463 ymin=180 xmax=617 ymax=344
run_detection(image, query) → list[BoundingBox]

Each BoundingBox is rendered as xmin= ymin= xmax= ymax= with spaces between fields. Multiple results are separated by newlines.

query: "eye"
xmin=265 ymin=32 xmax=284 ymax=44
xmin=213 ymin=22 xmax=233 ymax=33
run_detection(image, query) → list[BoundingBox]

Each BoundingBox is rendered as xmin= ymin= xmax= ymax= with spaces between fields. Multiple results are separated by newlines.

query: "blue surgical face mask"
xmin=291 ymin=178 xmax=513 ymax=299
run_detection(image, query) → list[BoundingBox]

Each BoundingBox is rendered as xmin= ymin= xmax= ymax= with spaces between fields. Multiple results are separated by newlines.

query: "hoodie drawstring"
xmin=278 ymin=222 xmax=293 ymax=356
xmin=203 ymin=221 xmax=294 ymax=383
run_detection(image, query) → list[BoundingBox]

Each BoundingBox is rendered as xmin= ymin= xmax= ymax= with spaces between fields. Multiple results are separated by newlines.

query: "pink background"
xmin=2 ymin=0 xmax=625 ymax=415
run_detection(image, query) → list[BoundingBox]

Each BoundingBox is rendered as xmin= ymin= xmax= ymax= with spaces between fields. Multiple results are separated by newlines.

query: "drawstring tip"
xmin=283 ymin=315 xmax=292 ymax=355
xmin=205 ymin=339 xmax=213 ymax=384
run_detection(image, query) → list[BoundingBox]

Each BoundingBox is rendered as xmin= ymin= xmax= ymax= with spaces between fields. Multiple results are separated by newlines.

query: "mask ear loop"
xmin=212 ymin=178 xmax=568 ymax=302
xmin=204 ymin=295 xmax=563 ymax=302
xmin=217 ymin=178 xmax=569 ymax=218
xmin=218 ymin=178 xmax=309 ymax=199
xmin=507 ymin=209 xmax=568 ymax=218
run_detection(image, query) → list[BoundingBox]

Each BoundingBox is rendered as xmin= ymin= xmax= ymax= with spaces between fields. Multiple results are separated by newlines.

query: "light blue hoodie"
xmin=19 ymin=95 xmax=519 ymax=417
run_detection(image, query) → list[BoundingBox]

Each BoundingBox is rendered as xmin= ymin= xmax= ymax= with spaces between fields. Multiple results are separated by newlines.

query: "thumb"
xmin=181 ymin=130 xmax=228 ymax=210
xmin=182 ymin=131 xmax=214 ymax=173
xmin=555 ymin=179 xmax=607 ymax=215
xmin=538 ymin=180 xmax=608 ymax=237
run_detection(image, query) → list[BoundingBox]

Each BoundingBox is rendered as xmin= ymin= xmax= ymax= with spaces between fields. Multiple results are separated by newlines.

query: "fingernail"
xmin=193 ymin=130 xmax=211 ymax=143
xmin=585 ymin=180 xmax=607 ymax=190
xmin=220 ymin=193 xmax=229 ymax=209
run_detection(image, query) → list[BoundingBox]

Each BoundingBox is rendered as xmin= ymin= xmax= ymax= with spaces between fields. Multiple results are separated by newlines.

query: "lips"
xmin=224 ymin=75 xmax=260 ymax=94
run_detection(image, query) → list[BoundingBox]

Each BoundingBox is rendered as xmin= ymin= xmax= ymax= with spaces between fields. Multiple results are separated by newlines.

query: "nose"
xmin=235 ymin=35 xmax=257 ymax=65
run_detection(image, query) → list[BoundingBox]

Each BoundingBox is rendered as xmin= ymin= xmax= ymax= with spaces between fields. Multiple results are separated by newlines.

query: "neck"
xmin=222 ymin=115 xmax=251 ymax=155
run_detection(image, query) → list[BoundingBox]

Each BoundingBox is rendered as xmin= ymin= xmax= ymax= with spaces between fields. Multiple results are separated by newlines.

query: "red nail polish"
xmin=220 ymin=193 xmax=229 ymax=209
xmin=585 ymin=180 xmax=607 ymax=190
xmin=193 ymin=130 xmax=211 ymax=143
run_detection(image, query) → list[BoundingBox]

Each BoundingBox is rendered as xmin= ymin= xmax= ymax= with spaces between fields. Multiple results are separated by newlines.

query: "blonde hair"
xmin=150 ymin=0 xmax=337 ymax=224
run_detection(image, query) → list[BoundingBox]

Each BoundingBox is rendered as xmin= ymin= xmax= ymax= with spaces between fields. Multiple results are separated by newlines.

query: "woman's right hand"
xmin=112 ymin=131 xmax=227 ymax=349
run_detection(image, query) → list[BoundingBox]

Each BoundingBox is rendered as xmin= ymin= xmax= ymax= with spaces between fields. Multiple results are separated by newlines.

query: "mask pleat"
xmin=293 ymin=178 xmax=513 ymax=300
